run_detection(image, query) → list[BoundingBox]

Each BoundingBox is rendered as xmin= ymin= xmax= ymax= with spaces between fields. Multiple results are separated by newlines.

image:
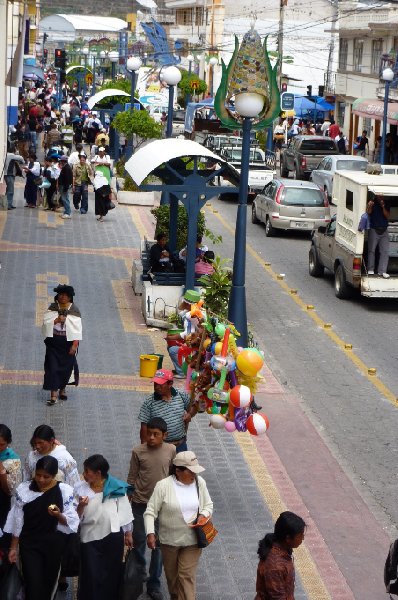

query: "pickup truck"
xmin=281 ymin=136 xmax=339 ymax=180
xmin=309 ymin=171 xmax=398 ymax=298
xmin=220 ymin=146 xmax=276 ymax=196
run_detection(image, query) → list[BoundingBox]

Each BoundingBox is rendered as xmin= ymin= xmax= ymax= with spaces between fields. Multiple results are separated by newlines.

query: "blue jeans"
xmin=29 ymin=130 xmax=37 ymax=152
xmin=168 ymin=345 xmax=184 ymax=376
xmin=5 ymin=175 xmax=15 ymax=208
xmin=131 ymin=502 xmax=162 ymax=593
xmin=73 ymin=183 xmax=89 ymax=213
xmin=60 ymin=185 xmax=71 ymax=215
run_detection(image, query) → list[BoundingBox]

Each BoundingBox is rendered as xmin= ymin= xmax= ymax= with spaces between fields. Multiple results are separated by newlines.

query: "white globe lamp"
xmin=162 ymin=66 xmax=182 ymax=86
xmin=234 ymin=92 xmax=265 ymax=118
xmin=383 ymin=67 xmax=394 ymax=82
xmin=187 ymin=54 xmax=194 ymax=62
xmin=127 ymin=56 xmax=142 ymax=72
xmin=209 ymin=56 xmax=218 ymax=67
xmin=82 ymin=46 xmax=89 ymax=56
xmin=109 ymin=50 xmax=119 ymax=63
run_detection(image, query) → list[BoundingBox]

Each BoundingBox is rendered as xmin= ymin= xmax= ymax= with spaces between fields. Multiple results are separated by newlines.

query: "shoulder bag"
xmin=193 ymin=478 xmax=218 ymax=548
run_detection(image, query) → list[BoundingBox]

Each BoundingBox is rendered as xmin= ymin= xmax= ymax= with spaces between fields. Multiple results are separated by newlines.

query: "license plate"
xmin=292 ymin=221 xmax=309 ymax=228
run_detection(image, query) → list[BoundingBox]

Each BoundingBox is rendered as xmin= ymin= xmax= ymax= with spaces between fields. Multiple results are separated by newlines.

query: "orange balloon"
xmin=236 ymin=349 xmax=264 ymax=376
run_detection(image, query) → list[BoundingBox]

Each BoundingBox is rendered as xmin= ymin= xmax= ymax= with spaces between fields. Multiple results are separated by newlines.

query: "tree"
xmin=111 ymin=110 xmax=163 ymax=152
xmin=178 ymin=69 xmax=207 ymax=99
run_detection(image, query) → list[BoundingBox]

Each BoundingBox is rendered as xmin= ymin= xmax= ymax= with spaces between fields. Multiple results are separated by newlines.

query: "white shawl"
xmin=42 ymin=310 xmax=82 ymax=341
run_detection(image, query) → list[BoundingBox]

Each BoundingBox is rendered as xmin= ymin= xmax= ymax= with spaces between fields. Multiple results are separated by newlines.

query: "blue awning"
xmin=23 ymin=64 xmax=45 ymax=81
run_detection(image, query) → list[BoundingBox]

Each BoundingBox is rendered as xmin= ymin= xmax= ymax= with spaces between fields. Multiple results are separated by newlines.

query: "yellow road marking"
xmin=127 ymin=206 xmax=147 ymax=239
xmin=235 ymin=433 xmax=330 ymax=599
xmin=208 ymin=207 xmax=398 ymax=408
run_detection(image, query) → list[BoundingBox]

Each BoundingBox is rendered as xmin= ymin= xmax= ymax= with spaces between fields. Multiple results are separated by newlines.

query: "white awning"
xmin=125 ymin=138 xmax=237 ymax=186
xmin=65 ymin=65 xmax=92 ymax=76
xmin=87 ymin=89 xmax=130 ymax=109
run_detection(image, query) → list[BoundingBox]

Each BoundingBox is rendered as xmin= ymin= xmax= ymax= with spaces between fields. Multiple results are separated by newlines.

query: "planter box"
xmin=117 ymin=190 xmax=156 ymax=206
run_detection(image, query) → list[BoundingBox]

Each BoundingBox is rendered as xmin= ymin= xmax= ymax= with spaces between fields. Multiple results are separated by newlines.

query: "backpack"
xmin=384 ymin=539 xmax=398 ymax=595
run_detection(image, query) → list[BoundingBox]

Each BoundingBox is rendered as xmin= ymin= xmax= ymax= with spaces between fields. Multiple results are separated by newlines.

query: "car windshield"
xmin=282 ymin=187 xmax=324 ymax=206
xmin=228 ymin=149 xmax=262 ymax=162
xmin=336 ymin=160 xmax=367 ymax=171
xmin=300 ymin=140 xmax=336 ymax=151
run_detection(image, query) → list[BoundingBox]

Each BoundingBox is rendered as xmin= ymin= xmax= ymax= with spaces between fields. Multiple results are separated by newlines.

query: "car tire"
xmin=280 ymin=161 xmax=289 ymax=178
xmin=334 ymin=264 xmax=351 ymax=299
xmin=309 ymin=247 xmax=324 ymax=277
xmin=265 ymin=217 xmax=276 ymax=237
xmin=251 ymin=204 xmax=260 ymax=224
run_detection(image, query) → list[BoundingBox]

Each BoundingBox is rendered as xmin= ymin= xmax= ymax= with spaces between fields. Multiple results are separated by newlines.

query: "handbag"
xmin=193 ymin=479 xmax=218 ymax=548
xmin=120 ymin=548 xmax=146 ymax=600
xmin=0 ymin=563 xmax=25 ymax=600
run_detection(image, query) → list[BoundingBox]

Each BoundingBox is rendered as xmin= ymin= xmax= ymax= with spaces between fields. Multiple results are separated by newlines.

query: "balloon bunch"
xmin=179 ymin=313 xmax=270 ymax=437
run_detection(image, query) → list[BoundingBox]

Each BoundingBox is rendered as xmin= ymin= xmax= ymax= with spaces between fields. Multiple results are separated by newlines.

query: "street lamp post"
xmin=209 ymin=56 xmax=218 ymax=97
xmin=228 ymin=92 xmax=265 ymax=347
xmin=380 ymin=67 xmax=394 ymax=165
xmin=185 ymin=54 xmax=194 ymax=106
xmin=109 ymin=50 xmax=119 ymax=80
xmin=163 ymin=65 xmax=182 ymax=139
xmin=125 ymin=55 xmax=142 ymax=159
xmin=162 ymin=66 xmax=182 ymax=254
xmin=82 ymin=46 xmax=89 ymax=99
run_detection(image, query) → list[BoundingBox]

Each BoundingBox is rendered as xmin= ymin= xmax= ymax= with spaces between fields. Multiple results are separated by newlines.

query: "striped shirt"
xmin=138 ymin=388 xmax=190 ymax=442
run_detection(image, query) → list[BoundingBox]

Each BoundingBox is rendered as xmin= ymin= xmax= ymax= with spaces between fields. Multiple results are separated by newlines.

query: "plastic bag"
xmin=0 ymin=563 xmax=25 ymax=600
xmin=120 ymin=548 xmax=145 ymax=600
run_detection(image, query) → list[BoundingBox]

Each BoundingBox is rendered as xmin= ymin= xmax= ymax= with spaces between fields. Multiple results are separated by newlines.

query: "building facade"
xmin=335 ymin=0 xmax=398 ymax=156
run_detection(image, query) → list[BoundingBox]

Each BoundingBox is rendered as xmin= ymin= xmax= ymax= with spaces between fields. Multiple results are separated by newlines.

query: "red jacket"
xmin=255 ymin=545 xmax=295 ymax=600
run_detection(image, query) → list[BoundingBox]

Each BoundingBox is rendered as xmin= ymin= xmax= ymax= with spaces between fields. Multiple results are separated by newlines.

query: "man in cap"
xmin=72 ymin=154 xmax=94 ymax=214
xmin=58 ymin=156 xmax=73 ymax=219
xmin=138 ymin=369 xmax=197 ymax=453
xmin=165 ymin=289 xmax=203 ymax=378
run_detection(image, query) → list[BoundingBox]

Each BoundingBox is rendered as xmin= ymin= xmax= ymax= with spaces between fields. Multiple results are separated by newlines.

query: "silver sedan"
xmin=310 ymin=155 xmax=368 ymax=201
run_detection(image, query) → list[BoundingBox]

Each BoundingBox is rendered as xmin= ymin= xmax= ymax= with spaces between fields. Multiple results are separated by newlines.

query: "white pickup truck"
xmin=309 ymin=171 xmax=398 ymax=298
xmin=219 ymin=146 xmax=276 ymax=199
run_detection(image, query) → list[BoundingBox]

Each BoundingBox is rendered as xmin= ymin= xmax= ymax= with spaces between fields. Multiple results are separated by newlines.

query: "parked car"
xmin=218 ymin=146 xmax=276 ymax=201
xmin=252 ymin=178 xmax=330 ymax=236
xmin=172 ymin=109 xmax=186 ymax=137
xmin=310 ymin=155 xmax=368 ymax=201
xmin=280 ymin=136 xmax=339 ymax=180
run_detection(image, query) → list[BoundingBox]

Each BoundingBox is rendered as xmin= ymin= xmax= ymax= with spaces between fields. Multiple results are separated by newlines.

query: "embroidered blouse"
xmin=24 ymin=445 xmax=81 ymax=489
xmin=4 ymin=481 xmax=79 ymax=537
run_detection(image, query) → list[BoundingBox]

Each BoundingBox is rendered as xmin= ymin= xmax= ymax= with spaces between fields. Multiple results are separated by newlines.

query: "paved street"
xmin=0 ymin=182 xmax=395 ymax=599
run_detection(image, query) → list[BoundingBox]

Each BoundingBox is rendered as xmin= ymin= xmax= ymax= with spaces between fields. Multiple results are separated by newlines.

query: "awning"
xmin=23 ymin=65 xmax=45 ymax=81
xmin=352 ymin=98 xmax=398 ymax=124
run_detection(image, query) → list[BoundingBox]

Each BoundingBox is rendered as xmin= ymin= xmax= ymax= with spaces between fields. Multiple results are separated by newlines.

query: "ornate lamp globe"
xmin=162 ymin=66 xmax=182 ymax=86
xmin=235 ymin=92 xmax=265 ymax=118
xmin=127 ymin=56 xmax=142 ymax=72
xmin=209 ymin=56 xmax=218 ymax=67
xmin=82 ymin=46 xmax=89 ymax=56
xmin=109 ymin=51 xmax=119 ymax=63
xmin=383 ymin=67 xmax=394 ymax=82
xmin=187 ymin=54 xmax=194 ymax=62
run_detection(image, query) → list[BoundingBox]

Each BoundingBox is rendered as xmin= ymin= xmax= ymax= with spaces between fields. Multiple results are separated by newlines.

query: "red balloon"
xmin=246 ymin=413 xmax=270 ymax=436
xmin=229 ymin=385 xmax=252 ymax=408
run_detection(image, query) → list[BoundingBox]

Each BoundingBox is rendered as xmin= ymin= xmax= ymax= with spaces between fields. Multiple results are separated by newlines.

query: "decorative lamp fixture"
xmin=383 ymin=67 xmax=394 ymax=82
xmin=162 ymin=65 xmax=182 ymax=86
xmin=82 ymin=46 xmax=90 ymax=55
xmin=234 ymin=92 xmax=264 ymax=117
xmin=209 ymin=56 xmax=218 ymax=67
xmin=215 ymin=15 xmax=279 ymax=129
xmin=99 ymin=50 xmax=106 ymax=59
xmin=187 ymin=54 xmax=194 ymax=62
xmin=109 ymin=50 xmax=119 ymax=63
xmin=127 ymin=56 xmax=142 ymax=72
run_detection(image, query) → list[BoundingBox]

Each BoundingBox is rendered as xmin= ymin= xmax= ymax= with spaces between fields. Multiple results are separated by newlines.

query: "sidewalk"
xmin=0 ymin=184 xmax=380 ymax=599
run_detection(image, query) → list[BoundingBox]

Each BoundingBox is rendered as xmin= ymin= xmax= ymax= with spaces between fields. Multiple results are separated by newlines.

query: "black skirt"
xmin=95 ymin=185 xmax=111 ymax=217
xmin=43 ymin=336 xmax=79 ymax=391
xmin=78 ymin=530 xmax=124 ymax=600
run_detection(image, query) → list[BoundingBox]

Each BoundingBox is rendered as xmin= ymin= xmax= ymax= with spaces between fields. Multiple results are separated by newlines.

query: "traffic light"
xmin=281 ymin=82 xmax=287 ymax=92
xmin=306 ymin=85 xmax=312 ymax=97
xmin=318 ymin=85 xmax=325 ymax=97
xmin=43 ymin=49 xmax=48 ymax=64
xmin=54 ymin=49 xmax=66 ymax=69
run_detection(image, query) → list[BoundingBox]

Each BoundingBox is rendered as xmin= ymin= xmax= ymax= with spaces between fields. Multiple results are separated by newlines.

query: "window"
xmin=371 ymin=39 xmax=383 ymax=74
xmin=324 ymin=158 xmax=332 ymax=171
xmin=195 ymin=7 xmax=204 ymax=26
xmin=300 ymin=140 xmax=337 ymax=151
xmin=176 ymin=8 xmax=193 ymax=25
xmin=353 ymin=39 xmax=363 ymax=72
xmin=339 ymin=39 xmax=348 ymax=70
xmin=281 ymin=188 xmax=324 ymax=206
xmin=346 ymin=190 xmax=353 ymax=211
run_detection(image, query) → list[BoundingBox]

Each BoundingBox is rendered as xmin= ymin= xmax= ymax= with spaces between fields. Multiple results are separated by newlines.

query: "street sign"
xmin=281 ymin=92 xmax=294 ymax=111
xmin=86 ymin=73 xmax=93 ymax=85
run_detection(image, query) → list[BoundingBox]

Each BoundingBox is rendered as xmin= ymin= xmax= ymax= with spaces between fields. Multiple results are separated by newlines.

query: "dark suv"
xmin=280 ymin=136 xmax=339 ymax=180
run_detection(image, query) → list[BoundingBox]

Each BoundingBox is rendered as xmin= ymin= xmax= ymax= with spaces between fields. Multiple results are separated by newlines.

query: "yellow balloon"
xmin=236 ymin=349 xmax=264 ymax=376
xmin=214 ymin=342 xmax=223 ymax=355
xmin=203 ymin=338 xmax=212 ymax=350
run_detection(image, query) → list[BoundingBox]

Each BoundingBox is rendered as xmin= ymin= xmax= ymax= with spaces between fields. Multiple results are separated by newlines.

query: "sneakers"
xmin=61 ymin=214 xmax=71 ymax=219
xmin=367 ymin=270 xmax=374 ymax=275
xmin=7 ymin=206 xmax=16 ymax=210
xmin=174 ymin=374 xmax=185 ymax=379
xmin=379 ymin=272 xmax=390 ymax=279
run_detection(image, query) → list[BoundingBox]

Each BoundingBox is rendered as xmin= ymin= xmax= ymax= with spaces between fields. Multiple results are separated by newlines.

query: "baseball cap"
xmin=173 ymin=451 xmax=205 ymax=473
xmin=59 ymin=155 xmax=68 ymax=162
xmin=183 ymin=289 xmax=201 ymax=304
xmin=152 ymin=369 xmax=173 ymax=384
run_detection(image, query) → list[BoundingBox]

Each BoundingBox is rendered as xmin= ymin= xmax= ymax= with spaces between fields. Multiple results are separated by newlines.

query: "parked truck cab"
xmin=310 ymin=171 xmax=398 ymax=298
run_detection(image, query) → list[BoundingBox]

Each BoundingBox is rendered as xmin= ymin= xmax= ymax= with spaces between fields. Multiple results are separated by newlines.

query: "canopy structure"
xmin=352 ymin=98 xmax=398 ymax=124
xmin=39 ymin=14 xmax=128 ymax=42
xmin=125 ymin=138 xmax=239 ymax=186
xmin=294 ymin=95 xmax=334 ymax=119
xmin=185 ymin=98 xmax=216 ymax=133
xmin=87 ymin=89 xmax=131 ymax=109
xmin=65 ymin=65 xmax=93 ymax=76
xmin=23 ymin=65 xmax=45 ymax=81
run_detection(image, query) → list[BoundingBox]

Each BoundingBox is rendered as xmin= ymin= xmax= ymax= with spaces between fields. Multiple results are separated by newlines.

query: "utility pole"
xmin=277 ymin=0 xmax=287 ymax=89
xmin=325 ymin=0 xmax=338 ymax=92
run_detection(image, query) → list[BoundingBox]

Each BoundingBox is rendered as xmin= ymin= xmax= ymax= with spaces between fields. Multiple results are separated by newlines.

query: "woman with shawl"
xmin=42 ymin=284 xmax=82 ymax=406
xmin=0 ymin=424 xmax=22 ymax=556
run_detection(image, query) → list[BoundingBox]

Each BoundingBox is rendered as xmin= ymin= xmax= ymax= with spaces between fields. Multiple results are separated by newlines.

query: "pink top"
xmin=195 ymin=261 xmax=214 ymax=275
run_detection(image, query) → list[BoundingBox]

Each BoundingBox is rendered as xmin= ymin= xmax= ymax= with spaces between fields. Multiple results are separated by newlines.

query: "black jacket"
xmin=58 ymin=164 xmax=73 ymax=188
